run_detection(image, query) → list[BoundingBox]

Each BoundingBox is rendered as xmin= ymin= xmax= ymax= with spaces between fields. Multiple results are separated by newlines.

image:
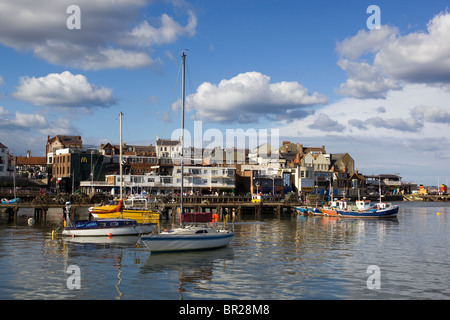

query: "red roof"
xmin=15 ymin=156 xmax=47 ymax=166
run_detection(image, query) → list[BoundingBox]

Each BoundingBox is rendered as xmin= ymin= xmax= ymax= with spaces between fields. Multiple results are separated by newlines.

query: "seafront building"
xmin=0 ymin=143 xmax=9 ymax=177
xmin=0 ymin=136 xmax=416 ymax=197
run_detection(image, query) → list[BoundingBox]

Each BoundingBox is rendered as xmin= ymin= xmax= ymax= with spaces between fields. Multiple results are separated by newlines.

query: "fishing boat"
xmin=89 ymin=195 xmax=159 ymax=223
xmin=321 ymin=199 xmax=348 ymax=217
xmin=295 ymin=206 xmax=323 ymax=216
xmin=141 ymin=52 xmax=234 ymax=253
xmin=336 ymin=178 xmax=399 ymax=218
xmin=335 ymin=200 xmax=399 ymax=218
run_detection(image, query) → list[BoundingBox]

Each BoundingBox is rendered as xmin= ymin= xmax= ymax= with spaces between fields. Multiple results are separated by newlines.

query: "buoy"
xmin=51 ymin=230 xmax=56 ymax=239
xmin=28 ymin=218 xmax=35 ymax=226
xmin=72 ymin=234 xmax=75 ymax=238
xmin=108 ymin=233 xmax=112 ymax=237
xmin=437 ymin=212 xmax=441 ymax=215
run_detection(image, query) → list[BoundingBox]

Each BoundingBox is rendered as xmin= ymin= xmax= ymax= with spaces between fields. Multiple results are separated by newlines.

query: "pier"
xmin=3 ymin=193 xmax=446 ymax=223
xmin=402 ymin=194 xmax=450 ymax=202
xmin=1 ymin=194 xmax=300 ymax=222
xmin=0 ymin=203 xmax=90 ymax=222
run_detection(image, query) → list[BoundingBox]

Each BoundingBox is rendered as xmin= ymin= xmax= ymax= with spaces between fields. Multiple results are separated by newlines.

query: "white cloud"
xmin=361 ymin=116 xmax=422 ymax=132
xmin=280 ymin=83 xmax=450 ymax=140
xmin=412 ymin=105 xmax=450 ymax=124
xmin=374 ymin=11 xmax=450 ymax=83
xmin=0 ymin=107 xmax=79 ymax=156
xmin=127 ymin=11 xmax=197 ymax=47
xmin=0 ymin=0 xmax=197 ymax=70
xmin=277 ymin=83 xmax=450 ymax=184
xmin=12 ymin=71 xmax=115 ymax=108
xmin=308 ymin=114 xmax=345 ymax=132
xmin=336 ymin=25 xmax=398 ymax=60
xmin=336 ymin=11 xmax=450 ymax=99
xmin=0 ymin=106 xmax=10 ymax=116
xmin=335 ymin=59 xmax=400 ymax=99
xmin=0 ymin=75 xmax=4 ymax=86
xmin=175 ymin=71 xmax=328 ymax=123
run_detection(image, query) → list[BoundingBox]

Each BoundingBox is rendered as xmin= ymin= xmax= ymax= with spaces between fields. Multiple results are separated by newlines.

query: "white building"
xmin=0 ymin=143 xmax=8 ymax=177
xmin=82 ymin=165 xmax=236 ymax=195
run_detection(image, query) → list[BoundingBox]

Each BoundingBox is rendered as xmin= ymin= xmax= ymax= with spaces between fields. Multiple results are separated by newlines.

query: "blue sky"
xmin=1 ymin=0 xmax=449 ymax=186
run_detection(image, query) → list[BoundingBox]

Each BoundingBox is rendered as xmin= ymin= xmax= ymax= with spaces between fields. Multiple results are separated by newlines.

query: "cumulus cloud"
xmin=281 ymin=83 xmax=450 ymax=141
xmin=362 ymin=116 xmax=423 ymax=132
xmin=0 ymin=0 xmax=197 ymax=70
xmin=335 ymin=59 xmax=400 ymax=99
xmin=336 ymin=11 xmax=450 ymax=99
xmin=412 ymin=105 xmax=450 ymax=124
xmin=126 ymin=11 xmax=197 ymax=47
xmin=174 ymin=71 xmax=328 ymax=123
xmin=0 ymin=106 xmax=10 ymax=116
xmin=374 ymin=11 xmax=450 ymax=83
xmin=12 ymin=71 xmax=115 ymax=108
xmin=308 ymin=114 xmax=345 ymax=132
xmin=336 ymin=25 xmax=398 ymax=60
xmin=0 ymin=107 xmax=79 ymax=156
xmin=0 ymin=108 xmax=77 ymax=135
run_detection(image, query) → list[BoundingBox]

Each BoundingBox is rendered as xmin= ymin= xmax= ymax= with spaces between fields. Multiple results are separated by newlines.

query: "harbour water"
xmin=0 ymin=201 xmax=449 ymax=300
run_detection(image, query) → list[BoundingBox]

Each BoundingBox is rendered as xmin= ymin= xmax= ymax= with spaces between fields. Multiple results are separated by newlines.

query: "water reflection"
xmin=141 ymin=248 xmax=234 ymax=299
xmin=1 ymin=202 xmax=450 ymax=299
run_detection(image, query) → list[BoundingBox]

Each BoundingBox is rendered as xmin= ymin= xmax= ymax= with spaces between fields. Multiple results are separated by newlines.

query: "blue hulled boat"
xmin=1 ymin=198 xmax=20 ymax=204
xmin=336 ymin=200 xmax=399 ymax=218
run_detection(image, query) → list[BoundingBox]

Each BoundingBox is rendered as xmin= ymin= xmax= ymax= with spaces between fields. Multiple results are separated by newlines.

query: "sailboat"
xmin=141 ymin=52 xmax=234 ymax=252
xmin=62 ymin=113 xmax=157 ymax=237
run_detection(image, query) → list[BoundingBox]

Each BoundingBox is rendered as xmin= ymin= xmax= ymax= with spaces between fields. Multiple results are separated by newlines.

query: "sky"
xmin=0 ymin=0 xmax=449 ymax=186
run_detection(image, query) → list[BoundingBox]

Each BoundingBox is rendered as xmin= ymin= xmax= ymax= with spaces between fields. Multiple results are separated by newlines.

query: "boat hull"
xmin=91 ymin=209 xmax=160 ymax=224
xmin=295 ymin=207 xmax=323 ymax=215
xmin=1 ymin=198 xmax=20 ymax=204
xmin=142 ymin=230 xmax=234 ymax=252
xmin=62 ymin=219 xmax=156 ymax=237
xmin=322 ymin=208 xmax=338 ymax=216
xmin=336 ymin=205 xmax=399 ymax=218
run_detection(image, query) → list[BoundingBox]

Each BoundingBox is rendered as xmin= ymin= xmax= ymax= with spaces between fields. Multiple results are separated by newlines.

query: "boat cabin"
xmin=356 ymin=200 xmax=372 ymax=211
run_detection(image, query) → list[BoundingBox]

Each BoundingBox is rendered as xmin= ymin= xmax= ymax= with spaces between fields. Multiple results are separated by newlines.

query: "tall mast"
xmin=180 ymin=52 xmax=186 ymax=217
xmin=119 ymin=111 xmax=123 ymax=201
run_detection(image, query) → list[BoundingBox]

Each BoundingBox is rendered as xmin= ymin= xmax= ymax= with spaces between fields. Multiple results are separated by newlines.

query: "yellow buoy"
xmin=437 ymin=212 xmax=441 ymax=215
